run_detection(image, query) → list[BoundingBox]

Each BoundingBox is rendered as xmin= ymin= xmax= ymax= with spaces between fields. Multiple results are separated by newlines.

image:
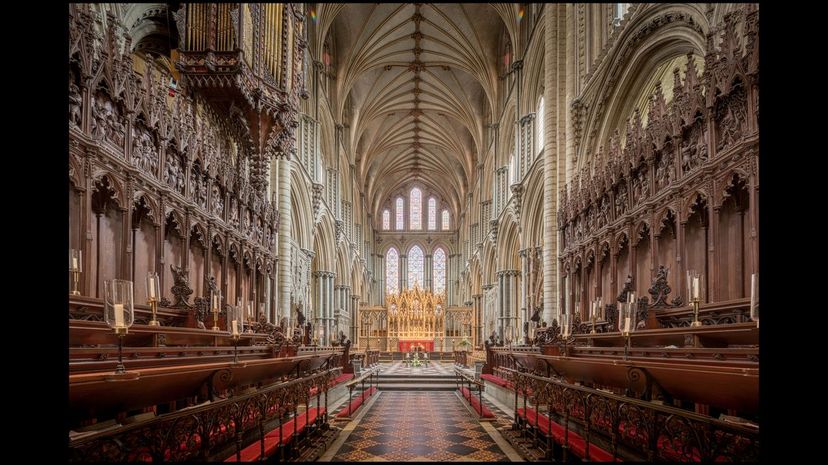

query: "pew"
xmin=69 ymin=368 xmax=342 ymax=462
xmin=504 ymin=367 xmax=759 ymax=462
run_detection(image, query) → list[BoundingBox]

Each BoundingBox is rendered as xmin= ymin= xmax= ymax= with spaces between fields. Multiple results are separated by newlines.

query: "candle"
xmin=693 ymin=277 xmax=700 ymax=300
xmin=72 ymin=257 xmax=79 ymax=271
xmin=624 ymin=316 xmax=631 ymax=334
xmin=232 ymin=320 xmax=239 ymax=336
xmin=114 ymin=303 xmax=125 ymax=328
xmin=750 ymin=273 xmax=757 ymax=317
xmin=148 ymin=276 xmax=156 ymax=299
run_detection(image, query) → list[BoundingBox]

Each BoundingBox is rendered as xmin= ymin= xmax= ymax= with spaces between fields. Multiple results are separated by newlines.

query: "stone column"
xmin=277 ymin=156 xmax=292 ymax=322
xmin=473 ymin=294 xmax=483 ymax=347
xmin=376 ymin=253 xmax=385 ymax=306
xmin=543 ymin=5 xmax=563 ymax=325
xmin=351 ymin=294 xmax=359 ymax=343
xmin=400 ymin=254 xmax=408 ymax=290
xmin=425 ymin=254 xmax=433 ymax=291
xmin=519 ymin=249 xmax=530 ymax=340
xmin=497 ymin=270 xmax=505 ymax=340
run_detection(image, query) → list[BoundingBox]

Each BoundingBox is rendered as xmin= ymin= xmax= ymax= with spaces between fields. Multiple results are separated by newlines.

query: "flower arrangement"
xmin=410 ymin=351 xmax=422 ymax=367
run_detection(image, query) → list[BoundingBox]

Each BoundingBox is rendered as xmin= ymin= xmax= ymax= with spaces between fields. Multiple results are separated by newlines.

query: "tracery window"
xmin=395 ymin=197 xmax=404 ymax=230
xmin=410 ymin=187 xmax=422 ymax=230
xmin=382 ymin=209 xmax=390 ymax=230
xmin=408 ymin=245 xmax=424 ymax=288
xmin=386 ymin=247 xmax=399 ymax=295
xmin=441 ymin=209 xmax=450 ymax=230
xmin=433 ymin=247 xmax=447 ymax=294
xmin=427 ymin=197 xmax=437 ymax=230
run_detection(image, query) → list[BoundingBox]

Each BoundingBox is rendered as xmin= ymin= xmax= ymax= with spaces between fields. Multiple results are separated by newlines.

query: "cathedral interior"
xmin=67 ymin=3 xmax=761 ymax=462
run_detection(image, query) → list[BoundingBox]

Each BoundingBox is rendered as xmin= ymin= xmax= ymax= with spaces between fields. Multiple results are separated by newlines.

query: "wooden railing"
xmin=453 ymin=350 xmax=469 ymax=367
xmin=342 ymin=366 xmax=380 ymax=418
xmin=454 ymin=368 xmax=486 ymax=419
xmin=502 ymin=367 xmax=759 ymax=461
xmin=69 ymin=367 xmax=342 ymax=462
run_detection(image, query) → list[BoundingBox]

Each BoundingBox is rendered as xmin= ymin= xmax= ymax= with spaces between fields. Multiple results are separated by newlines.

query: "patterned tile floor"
xmin=379 ymin=360 xmax=456 ymax=376
xmin=330 ymin=391 xmax=511 ymax=461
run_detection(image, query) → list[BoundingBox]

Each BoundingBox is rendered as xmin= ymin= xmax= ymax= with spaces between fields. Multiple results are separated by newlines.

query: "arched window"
xmin=410 ymin=187 xmax=422 ymax=230
xmin=427 ymin=197 xmax=437 ymax=230
xmin=382 ymin=209 xmax=390 ymax=230
xmin=537 ymin=97 xmax=544 ymax=155
xmin=386 ymin=247 xmax=399 ymax=295
xmin=408 ymin=245 xmax=424 ymax=288
xmin=441 ymin=209 xmax=450 ymax=230
xmin=433 ymin=247 xmax=447 ymax=294
xmin=613 ymin=3 xmax=629 ymax=27
xmin=395 ymin=197 xmax=404 ymax=230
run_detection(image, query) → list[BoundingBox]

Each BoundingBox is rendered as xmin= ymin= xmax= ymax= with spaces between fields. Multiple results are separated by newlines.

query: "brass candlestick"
xmin=71 ymin=269 xmax=81 ymax=295
xmin=115 ymin=327 xmax=128 ymax=374
xmin=690 ymin=298 xmax=702 ymax=327
xmin=148 ymin=298 xmax=159 ymax=326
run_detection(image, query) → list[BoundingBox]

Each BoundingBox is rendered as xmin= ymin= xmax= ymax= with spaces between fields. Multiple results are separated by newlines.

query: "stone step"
xmin=379 ymin=383 xmax=458 ymax=391
xmin=377 ymin=377 xmax=456 ymax=384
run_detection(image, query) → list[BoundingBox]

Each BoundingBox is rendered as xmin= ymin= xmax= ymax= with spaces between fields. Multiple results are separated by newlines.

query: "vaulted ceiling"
xmin=318 ymin=3 xmax=509 ymax=224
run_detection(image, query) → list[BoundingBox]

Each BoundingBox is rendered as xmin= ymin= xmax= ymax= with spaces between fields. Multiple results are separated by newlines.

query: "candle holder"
xmin=589 ymin=300 xmax=598 ymax=335
xmin=750 ymin=272 xmax=759 ymax=328
xmin=687 ymin=270 xmax=702 ymax=327
xmin=211 ymin=289 xmax=222 ymax=331
xmin=619 ymin=300 xmax=637 ymax=361
xmin=227 ymin=302 xmax=244 ymax=364
xmin=560 ymin=313 xmax=573 ymax=356
xmin=69 ymin=249 xmax=82 ymax=296
xmin=104 ymin=279 xmax=138 ymax=378
xmin=146 ymin=271 xmax=160 ymax=326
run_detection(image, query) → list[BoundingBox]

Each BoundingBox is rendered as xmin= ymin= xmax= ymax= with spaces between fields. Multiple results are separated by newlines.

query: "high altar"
xmin=358 ymin=285 xmax=473 ymax=352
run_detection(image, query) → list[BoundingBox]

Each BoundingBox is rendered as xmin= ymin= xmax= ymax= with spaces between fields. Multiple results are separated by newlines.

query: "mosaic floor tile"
xmin=330 ymin=391 xmax=510 ymax=462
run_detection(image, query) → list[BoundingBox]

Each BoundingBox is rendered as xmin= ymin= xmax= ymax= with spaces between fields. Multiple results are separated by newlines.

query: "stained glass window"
xmin=395 ymin=197 xmax=404 ymax=230
xmin=427 ymin=197 xmax=436 ymax=230
xmin=382 ymin=209 xmax=390 ymax=230
xmin=433 ymin=247 xmax=447 ymax=294
xmin=386 ymin=247 xmax=399 ymax=295
xmin=408 ymin=245 xmax=424 ymax=288
xmin=441 ymin=209 xmax=450 ymax=230
xmin=537 ymin=97 xmax=544 ymax=154
xmin=410 ymin=188 xmax=422 ymax=230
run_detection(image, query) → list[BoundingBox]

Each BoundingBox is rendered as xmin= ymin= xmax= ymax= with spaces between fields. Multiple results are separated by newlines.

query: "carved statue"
xmin=718 ymin=105 xmax=738 ymax=150
xmin=304 ymin=322 xmax=312 ymax=345
xmin=648 ymin=265 xmax=673 ymax=308
xmin=697 ymin=125 xmax=709 ymax=161
xmin=91 ymin=95 xmax=109 ymax=140
xmin=681 ymin=137 xmax=695 ymax=172
xmin=169 ymin=264 xmax=194 ymax=308
xmin=615 ymin=184 xmax=628 ymax=216
xmin=617 ymin=274 xmax=634 ymax=303
xmin=211 ymin=184 xmax=222 ymax=215
xmin=296 ymin=307 xmax=306 ymax=326
xmin=230 ymin=198 xmax=239 ymax=226
xmin=69 ymin=80 xmax=82 ymax=127
xmin=339 ymin=330 xmax=347 ymax=346
xmin=656 ymin=156 xmax=666 ymax=189
xmin=640 ymin=172 xmax=649 ymax=199
xmin=530 ymin=306 xmax=541 ymax=323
